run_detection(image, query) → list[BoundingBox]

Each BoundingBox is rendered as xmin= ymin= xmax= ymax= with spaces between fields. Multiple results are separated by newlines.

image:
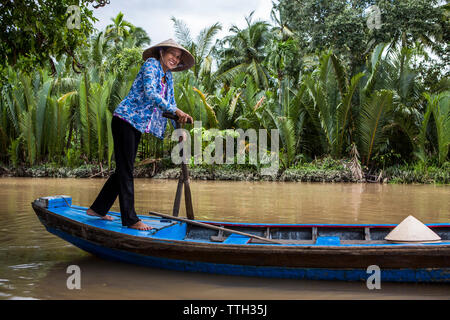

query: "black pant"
xmin=90 ymin=116 xmax=142 ymax=226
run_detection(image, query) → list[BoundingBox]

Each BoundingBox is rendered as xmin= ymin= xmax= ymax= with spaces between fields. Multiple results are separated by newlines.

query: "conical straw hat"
xmin=385 ymin=215 xmax=441 ymax=243
xmin=142 ymin=39 xmax=194 ymax=72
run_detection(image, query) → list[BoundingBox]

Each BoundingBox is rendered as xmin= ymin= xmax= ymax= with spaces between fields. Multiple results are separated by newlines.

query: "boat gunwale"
xmin=66 ymin=205 xmax=450 ymax=229
xmin=32 ymin=201 xmax=450 ymax=252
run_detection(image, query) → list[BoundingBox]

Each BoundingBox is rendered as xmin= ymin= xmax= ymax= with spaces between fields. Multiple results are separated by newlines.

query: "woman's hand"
xmin=175 ymin=109 xmax=193 ymax=124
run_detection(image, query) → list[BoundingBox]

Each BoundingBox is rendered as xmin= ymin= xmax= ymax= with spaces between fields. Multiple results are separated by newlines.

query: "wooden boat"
xmin=32 ymin=195 xmax=450 ymax=283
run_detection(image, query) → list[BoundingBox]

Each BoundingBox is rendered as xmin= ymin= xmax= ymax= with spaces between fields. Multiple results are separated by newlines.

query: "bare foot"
xmin=87 ymin=208 xmax=114 ymax=221
xmin=128 ymin=220 xmax=152 ymax=231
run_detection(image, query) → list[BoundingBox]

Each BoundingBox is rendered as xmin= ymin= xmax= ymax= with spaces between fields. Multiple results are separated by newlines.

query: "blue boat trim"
xmin=223 ymin=233 xmax=250 ymax=244
xmin=47 ymin=205 xmax=450 ymax=247
xmin=316 ymin=236 xmax=341 ymax=246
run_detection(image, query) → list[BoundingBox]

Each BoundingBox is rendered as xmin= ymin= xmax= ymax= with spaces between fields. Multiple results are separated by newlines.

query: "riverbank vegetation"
xmin=0 ymin=0 xmax=448 ymax=183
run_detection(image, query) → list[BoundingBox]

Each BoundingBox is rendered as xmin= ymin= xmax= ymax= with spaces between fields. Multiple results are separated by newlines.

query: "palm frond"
xmin=79 ymin=73 xmax=91 ymax=157
xmin=171 ymin=17 xmax=193 ymax=48
xmin=19 ymin=109 xmax=36 ymax=165
xmin=105 ymin=110 xmax=114 ymax=168
xmin=429 ymin=91 xmax=450 ymax=165
xmin=358 ymin=90 xmax=393 ymax=165
xmin=363 ymin=43 xmax=387 ymax=96
xmin=196 ymin=22 xmax=222 ymax=59
xmin=35 ymin=79 xmax=52 ymax=158
xmin=229 ymin=91 xmax=242 ymax=121
xmin=217 ymin=63 xmax=247 ymax=85
xmin=330 ymin=53 xmax=348 ymax=99
xmin=193 ymin=87 xmax=219 ymax=128
xmin=336 ymin=72 xmax=365 ymax=156
xmin=276 ymin=116 xmax=296 ymax=168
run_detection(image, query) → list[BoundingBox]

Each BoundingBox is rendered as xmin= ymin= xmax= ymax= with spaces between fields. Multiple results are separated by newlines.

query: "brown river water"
xmin=0 ymin=177 xmax=449 ymax=300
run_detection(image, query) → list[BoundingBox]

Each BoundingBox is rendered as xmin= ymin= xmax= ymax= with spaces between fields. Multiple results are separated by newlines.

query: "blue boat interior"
xmin=35 ymin=196 xmax=450 ymax=246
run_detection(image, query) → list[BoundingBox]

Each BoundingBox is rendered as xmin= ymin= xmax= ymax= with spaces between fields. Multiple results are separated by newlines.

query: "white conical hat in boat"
xmin=385 ymin=215 xmax=441 ymax=243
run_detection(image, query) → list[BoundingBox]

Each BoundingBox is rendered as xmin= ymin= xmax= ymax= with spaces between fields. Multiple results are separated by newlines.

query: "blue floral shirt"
xmin=113 ymin=57 xmax=178 ymax=139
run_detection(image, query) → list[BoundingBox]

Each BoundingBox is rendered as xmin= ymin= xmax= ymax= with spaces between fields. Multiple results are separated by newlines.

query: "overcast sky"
xmin=89 ymin=0 xmax=275 ymax=46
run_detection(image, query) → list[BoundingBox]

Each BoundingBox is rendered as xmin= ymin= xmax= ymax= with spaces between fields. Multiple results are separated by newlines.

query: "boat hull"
xmin=32 ymin=198 xmax=450 ymax=283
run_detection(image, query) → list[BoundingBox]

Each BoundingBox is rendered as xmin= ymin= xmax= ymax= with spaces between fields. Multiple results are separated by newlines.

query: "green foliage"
xmin=105 ymin=11 xmax=135 ymax=43
xmin=7 ymin=138 xmax=20 ymax=168
xmin=66 ymin=147 xmax=83 ymax=168
xmin=301 ymin=52 xmax=364 ymax=158
xmin=358 ymin=89 xmax=394 ymax=165
xmin=0 ymin=0 xmax=101 ymax=79
xmin=277 ymin=0 xmax=448 ymax=74
xmin=171 ymin=16 xmax=222 ymax=87
xmin=424 ymin=91 xmax=450 ymax=165
xmin=109 ymin=48 xmax=143 ymax=74
xmin=266 ymin=38 xmax=302 ymax=81
xmin=0 ymin=4 xmax=448 ymax=181
xmin=215 ymin=12 xmax=271 ymax=89
xmin=384 ymin=162 xmax=450 ymax=184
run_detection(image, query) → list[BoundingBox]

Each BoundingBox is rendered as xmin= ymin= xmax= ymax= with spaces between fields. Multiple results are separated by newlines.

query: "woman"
xmin=86 ymin=39 xmax=194 ymax=230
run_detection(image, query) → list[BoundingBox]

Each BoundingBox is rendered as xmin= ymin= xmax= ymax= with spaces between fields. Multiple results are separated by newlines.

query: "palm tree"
xmin=266 ymin=2 xmax=299 ymax=84
xmin=263 ymin=79 xmax=307 ymax=169
xmin=215 ymin=12 xmax=271 ymax=89
xmin=171 ymin=17 xmax=222 ymax=89
xmin=194 ymin=85 xmax=242 ymax=130
xmin=301 ymin=51 xmax=365 ymax=158
xmin=357 ymin=42 xmax=443 ymax=166
xmin=129 ymin=26 xmax=151 ymax=48
xmin=423 ymin=91 xmax=450 ymax=165
xmin=358 ymin=89 xmax=394 ymax=166
xmin=46 ymin=91 xmax=75 ymax=161
xmin=105 ymin=12 xmax=136 ymax=45
xmin=88 ymin=75 xmax=114 ymax=165
xmin=1 ymin=68 xmax=54 ymax=165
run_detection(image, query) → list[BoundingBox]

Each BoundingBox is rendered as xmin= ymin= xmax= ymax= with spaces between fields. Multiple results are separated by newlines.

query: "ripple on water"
xmin=8 ymin=296 xmax=39 ymax=300
xmin=8 ymin=263 xmax=44 ymax=270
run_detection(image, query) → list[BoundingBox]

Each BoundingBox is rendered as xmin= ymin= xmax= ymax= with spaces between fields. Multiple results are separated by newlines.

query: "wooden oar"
xmin=163 ymin=112 xmax=194 ymax=220
xmin=149 ymin=210 xmax=281 ymax=244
